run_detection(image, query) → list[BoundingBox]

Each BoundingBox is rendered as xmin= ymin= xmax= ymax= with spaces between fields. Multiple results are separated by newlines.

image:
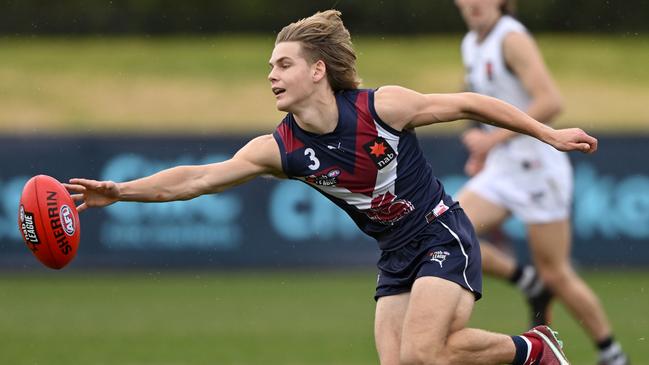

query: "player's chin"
xmin=275 ymin=99 xmax=291 ymax=112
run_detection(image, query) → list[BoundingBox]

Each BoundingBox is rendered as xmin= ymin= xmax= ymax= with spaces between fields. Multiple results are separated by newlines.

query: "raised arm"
xmin=373 ymin=86 xmax=597 ymax=154
xmin=65 ymin=134 xmax=283 ymax=212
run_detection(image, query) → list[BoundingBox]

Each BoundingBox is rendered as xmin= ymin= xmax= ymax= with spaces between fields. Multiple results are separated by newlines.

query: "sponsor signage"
xmin=1 ymin=135 xmax=648 ymax=268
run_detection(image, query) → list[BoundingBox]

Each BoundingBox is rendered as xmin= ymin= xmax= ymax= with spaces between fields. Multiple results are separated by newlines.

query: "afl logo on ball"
xmin=60 ymin=205 xmax=76 ymax=236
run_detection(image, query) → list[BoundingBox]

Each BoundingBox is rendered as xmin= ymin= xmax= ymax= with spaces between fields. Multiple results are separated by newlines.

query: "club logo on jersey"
xmin=365 ymin=191 xmax=414 ymax=224
xmin=305 ymin=168 xmax=341 ymax=187
xmin=486 ymin=61 xmax=494 ymax=81
xmin=363 ymin=137 xmax=396 ymax=170
xmin=429 ymin=250 xmax=450 ymax=268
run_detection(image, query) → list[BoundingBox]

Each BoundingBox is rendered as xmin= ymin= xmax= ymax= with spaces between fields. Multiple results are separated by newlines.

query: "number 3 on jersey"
xmin=304 ymin=148 xmax=320 ymax=170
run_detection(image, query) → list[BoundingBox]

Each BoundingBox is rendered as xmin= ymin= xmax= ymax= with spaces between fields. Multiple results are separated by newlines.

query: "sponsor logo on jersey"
xmin=19 ymin=205 xmax=41 ymax=250
xmin=429 ymin=250 xmax=450 ymax=267
xmin=305 ymin=168 xmax=341 ymax=187
xmin=326 ymin=141 xmax=345 ymax=151
xmin=363 ymin=137 xmax=396 ymax=170
xmin=365 ymin=191 xmax=414 ymax=224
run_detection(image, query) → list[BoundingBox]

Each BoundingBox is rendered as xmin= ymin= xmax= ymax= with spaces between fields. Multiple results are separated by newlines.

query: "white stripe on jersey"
xmin=371 ymin=120 xmax=400 ymax=200
xmin=299 ymin=120 xmax=402 ymax=211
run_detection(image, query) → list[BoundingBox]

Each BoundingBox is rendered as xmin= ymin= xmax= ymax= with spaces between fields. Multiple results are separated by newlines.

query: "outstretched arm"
xmin=64 ymin=134 xmax=283 ymax=212
xmin=374 ymin=86 xmax=597 ymax=154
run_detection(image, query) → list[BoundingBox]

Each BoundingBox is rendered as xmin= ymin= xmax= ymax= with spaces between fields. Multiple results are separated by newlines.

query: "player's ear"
xmin=312 ymin=60 xmax=326 ymax=82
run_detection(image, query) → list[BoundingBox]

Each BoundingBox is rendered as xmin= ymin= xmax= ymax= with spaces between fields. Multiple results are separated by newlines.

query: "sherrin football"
xmin=18 ymin=175 xmax=81 ymax=269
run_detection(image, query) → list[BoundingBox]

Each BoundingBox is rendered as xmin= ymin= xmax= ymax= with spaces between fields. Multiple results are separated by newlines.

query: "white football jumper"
xmin=461 ymin=15 xmax=572 ymax=223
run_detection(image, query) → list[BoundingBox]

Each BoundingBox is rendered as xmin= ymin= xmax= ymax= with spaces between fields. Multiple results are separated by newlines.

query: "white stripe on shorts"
xmin=438 ymin=220 xmax=474 ymax=292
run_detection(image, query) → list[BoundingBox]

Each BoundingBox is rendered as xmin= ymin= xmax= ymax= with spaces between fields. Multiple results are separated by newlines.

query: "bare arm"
xmin=373 ymin=86 xmax=596 ymax=153
xmin=65 ymin=134 xmax=283 ymax=212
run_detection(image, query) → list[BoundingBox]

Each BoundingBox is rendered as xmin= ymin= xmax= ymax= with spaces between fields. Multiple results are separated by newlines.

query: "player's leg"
xmin=400 ymin=276 xmax=517 ymax=365
xmin=374 ymin=293 xmax=410 ymax=365
xmin=528 ymin=220 xmax=629 ymax=365
xmin=458 ymin=188 xmax=552 ymax=326
xmin=396 ymin=207 xmax=558 ymax=365
xmin=374 ymin=278 xmax=525 ymax=365
xmin=400 ymin=276 xmax=569 ymax=365
xmin=457 ymin=189 xmax=513 ymax=278
xmin=375 ymin=207 xmax=570 ymax=365
xmin=528 ymin=220 xmax=609 ymax=338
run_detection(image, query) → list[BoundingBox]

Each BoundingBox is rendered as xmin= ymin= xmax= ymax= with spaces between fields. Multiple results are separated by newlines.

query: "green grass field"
xmin=1 ymin=270 xmax=647 ymax=365
xmin=0 ymin=34 xmax=648 ymax=134
xmin=1 ymin=34 xmax=648 ymax=364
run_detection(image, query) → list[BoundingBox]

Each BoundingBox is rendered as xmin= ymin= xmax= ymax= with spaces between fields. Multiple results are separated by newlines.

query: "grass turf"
xmin=0 ymin=34 xmax=648 ymax=134
xmin=0 ymin=270 xmax=647 ymax=364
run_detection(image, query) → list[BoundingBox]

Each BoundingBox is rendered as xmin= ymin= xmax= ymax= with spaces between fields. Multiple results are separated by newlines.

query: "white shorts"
xmin=464 ymin=138 xmax=573 ymax=224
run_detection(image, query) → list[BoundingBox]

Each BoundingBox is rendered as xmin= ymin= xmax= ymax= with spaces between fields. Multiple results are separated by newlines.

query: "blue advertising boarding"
xmin=2 ymin=135 xmax=648 ymax=269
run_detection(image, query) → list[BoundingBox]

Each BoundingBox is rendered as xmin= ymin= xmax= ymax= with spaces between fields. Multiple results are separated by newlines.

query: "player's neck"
xmin=292 ymin=90 xmax=338 ymax=135
xmin=476 ymin=14 xmax=502 ymax=42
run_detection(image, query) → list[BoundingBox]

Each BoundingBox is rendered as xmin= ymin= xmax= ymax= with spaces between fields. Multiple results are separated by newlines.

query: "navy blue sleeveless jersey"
xmin=272 ymin=89 xmax=456 ymax=251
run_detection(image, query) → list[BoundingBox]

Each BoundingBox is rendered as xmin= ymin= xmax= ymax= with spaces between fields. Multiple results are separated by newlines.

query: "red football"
xmin=18 ymin=175 xmax=81 ymax=269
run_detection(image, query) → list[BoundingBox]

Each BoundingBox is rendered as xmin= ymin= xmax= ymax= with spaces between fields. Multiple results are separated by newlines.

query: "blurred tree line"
xmin=1 ymin=0 xmax=646 ymax=35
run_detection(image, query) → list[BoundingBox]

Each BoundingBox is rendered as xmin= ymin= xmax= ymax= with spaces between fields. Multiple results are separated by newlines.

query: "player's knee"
xmin=537 ymin=263 xmax=573 ymax=288
xmin=399 ymin=346 xmax=425 ymax=365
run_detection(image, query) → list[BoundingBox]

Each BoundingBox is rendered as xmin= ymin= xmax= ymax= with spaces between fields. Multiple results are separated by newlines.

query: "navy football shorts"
xmin=375 ymin=207 xmax=483 ymax=301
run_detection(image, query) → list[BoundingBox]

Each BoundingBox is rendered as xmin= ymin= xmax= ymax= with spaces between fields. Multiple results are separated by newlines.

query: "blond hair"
xmin=276 ymin=10 xmax=361 ymax=92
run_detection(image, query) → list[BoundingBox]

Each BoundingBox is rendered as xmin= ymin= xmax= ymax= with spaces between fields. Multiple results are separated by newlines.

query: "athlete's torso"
xmin=462 ymin=15 xmax=530 ymax=113
xmin=273 ymin=89 xmax=454 ymax=251
xmin=461 ymin=16 xmax=568 ymax=170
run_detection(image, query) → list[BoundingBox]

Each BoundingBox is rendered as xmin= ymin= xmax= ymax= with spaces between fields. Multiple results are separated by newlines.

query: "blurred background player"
xmin=63 ymin=10 xmax=602 ymax=365
xmin=453 ymin=1 xmax=629 ymax=364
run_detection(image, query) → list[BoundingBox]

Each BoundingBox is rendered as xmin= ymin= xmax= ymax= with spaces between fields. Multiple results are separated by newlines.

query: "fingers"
xmin=63 ymin=183 xmax=86 ymax=193
xmin=577 ymin=130 xmax=598 ymax=153
xmin=70 ymin=192 xmax=87 ymax=212
xmin=70 ymin=193 xmax=85 ymax=202
xmin=578 ymin=137 xmax=598 ymax=154
xmin=67 ymin=178 xmax=116 ymax=192
xmin=76 ymin=202 xmax=88 ymax=213
xmin=559 ymin=129 xmax=598 ymax=154
xmin=68 ymin=178 xmax=111 ymax=190
xmin=567 ymin=142 xmax=596 ymax=154
xmin=68 ymin=178 xmax=97 ymax=187
xmin=588 ymin=137 xmax=598 ymax=153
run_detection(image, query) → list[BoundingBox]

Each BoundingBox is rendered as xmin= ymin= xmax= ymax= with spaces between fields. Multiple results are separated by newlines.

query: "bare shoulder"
xmin=247 ymin=134 xmax=278 ymax=149
xmin=235 ymin=134 xmax=284 ymax=177
xmin=374 ymin=86 xmax=422 ymax=130
xmin=375 ymin=85 xmax=419 ymax=102
xmin=503 ymin=31 xmax=541 ymax=64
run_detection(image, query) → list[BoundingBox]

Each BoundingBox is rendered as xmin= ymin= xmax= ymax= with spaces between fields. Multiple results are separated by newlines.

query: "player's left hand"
xmin=63 ymin=178 xmax=121 ymax=212
xmin=462 ymin=129 xmax=499 ymax=156
xmin=548 ymin=128 xmax=598 ymax=154
xmin=464 ymin=152 xmax=486 ymax=177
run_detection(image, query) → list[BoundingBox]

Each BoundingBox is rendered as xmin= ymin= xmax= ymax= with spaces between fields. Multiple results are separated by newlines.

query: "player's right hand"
xmin=63 ymin=178 xmax=121 ymax=212
xmin=548 ymin=128 xmax=598 ymax=154
xmin=464 ymin=153 xmax=486 ymax=177
xmin=462 ymin=128 xmax=499 ymax=156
